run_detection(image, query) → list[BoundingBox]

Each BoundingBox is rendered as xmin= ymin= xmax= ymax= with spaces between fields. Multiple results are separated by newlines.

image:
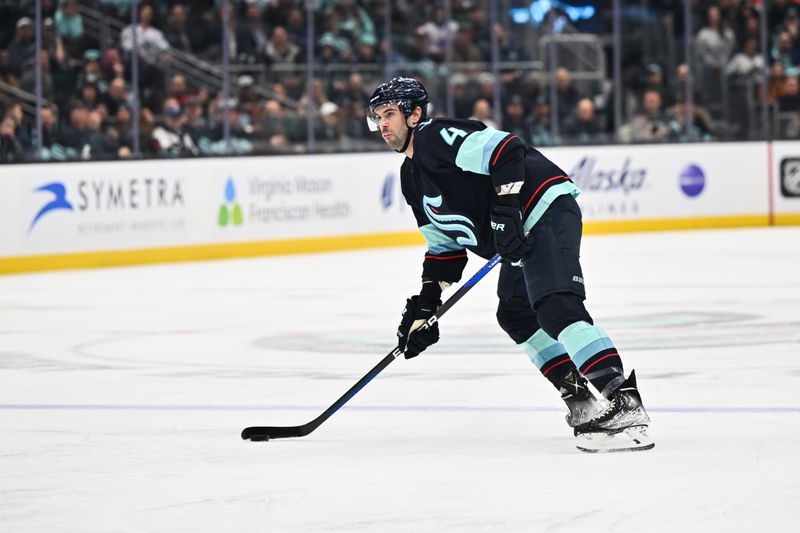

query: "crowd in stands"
xmin=1 ymin=0 xmax=800 ymax=163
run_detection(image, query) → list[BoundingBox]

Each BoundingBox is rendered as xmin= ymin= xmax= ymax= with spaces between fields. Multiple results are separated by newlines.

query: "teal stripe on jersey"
xmin=521 ymin=329 xmax=568 ymax=369
xmin=523 ymin=181 xmax=581 ymax=234
xmin=454 ymin=128 xmax=509 ymax=175
xmin=557 ymin=321 xmax=614 ymax=368
xmin=420 ymin=224 xmax=464 ymax=254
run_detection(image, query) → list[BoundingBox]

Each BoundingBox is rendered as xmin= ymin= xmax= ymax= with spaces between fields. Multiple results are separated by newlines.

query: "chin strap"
xmin=395 ymin=119 xmax=415 ymax=153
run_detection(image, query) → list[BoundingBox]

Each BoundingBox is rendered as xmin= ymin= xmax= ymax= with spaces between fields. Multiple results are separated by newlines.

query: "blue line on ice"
xmin=0 ymin=404 xmax=798 ymax=413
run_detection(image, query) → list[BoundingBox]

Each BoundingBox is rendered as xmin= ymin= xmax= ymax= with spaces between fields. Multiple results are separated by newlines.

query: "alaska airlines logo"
xmin=30 ymin=182 xmax=74 ymax=232
xmin=422 ymin=195 xmax=477 ymax=247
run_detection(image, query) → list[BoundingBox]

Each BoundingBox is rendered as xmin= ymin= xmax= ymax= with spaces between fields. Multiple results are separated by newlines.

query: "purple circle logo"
xmin=680 ymin=164 xmax=705 ymax=197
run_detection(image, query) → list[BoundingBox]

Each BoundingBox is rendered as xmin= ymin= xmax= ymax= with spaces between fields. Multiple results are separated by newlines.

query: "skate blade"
xmin=576 ymin=426 xmax=655 ymax=453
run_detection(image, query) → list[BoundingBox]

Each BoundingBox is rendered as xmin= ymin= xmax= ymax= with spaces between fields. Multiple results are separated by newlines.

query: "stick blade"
xmin=241 ymin=425 xmax=310 ymax=441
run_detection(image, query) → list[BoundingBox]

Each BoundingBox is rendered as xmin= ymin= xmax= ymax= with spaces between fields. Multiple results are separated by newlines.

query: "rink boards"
xmin=0 ymin=141 xmax=798 ymax=274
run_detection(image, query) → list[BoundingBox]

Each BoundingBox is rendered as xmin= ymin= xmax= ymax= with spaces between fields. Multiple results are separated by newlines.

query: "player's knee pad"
xmin=534 ymin=292 xmax=593 ymax=340
xmin=496 ymin=297 xmax=538 ymax=344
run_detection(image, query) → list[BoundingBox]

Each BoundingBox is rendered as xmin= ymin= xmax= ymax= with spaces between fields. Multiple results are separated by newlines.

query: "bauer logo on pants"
xmin=780 ymin=158 xmax=800 ymax=198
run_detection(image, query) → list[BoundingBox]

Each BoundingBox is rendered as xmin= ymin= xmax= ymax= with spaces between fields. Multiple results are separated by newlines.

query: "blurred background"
xmin=0 ymin=0 xmax=793 ymax=163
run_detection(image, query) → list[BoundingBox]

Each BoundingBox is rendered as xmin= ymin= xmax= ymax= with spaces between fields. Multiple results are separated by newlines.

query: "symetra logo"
xmin=780 ymin=158 xmax=800 ymax=198
xmin=679 ymin=164 xmax=705 ymax=198
xmin=218 ymin=177 xmax=243 ymax=227
xmin=422 ymin=195 xmax=477 ymax=246
xmin=30 ymin=182 xmax=74 ymax=232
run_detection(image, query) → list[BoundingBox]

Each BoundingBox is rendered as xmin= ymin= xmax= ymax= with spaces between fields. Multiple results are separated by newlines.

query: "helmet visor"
xmin=366 ymin=101 xmax=402 ymax=132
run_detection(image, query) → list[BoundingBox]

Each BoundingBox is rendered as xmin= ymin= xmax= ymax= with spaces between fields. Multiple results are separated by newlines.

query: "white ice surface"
xmin=1 ymin=227 xmax=799 ymax=532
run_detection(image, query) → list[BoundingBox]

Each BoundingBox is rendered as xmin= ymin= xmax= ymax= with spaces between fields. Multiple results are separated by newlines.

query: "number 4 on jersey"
xmin=439 ymin=126 xmax=468 ymax=146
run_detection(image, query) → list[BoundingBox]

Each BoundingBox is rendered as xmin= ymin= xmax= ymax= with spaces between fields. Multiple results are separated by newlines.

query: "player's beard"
xmin=383 ymin=128 xmax=407 ymax=152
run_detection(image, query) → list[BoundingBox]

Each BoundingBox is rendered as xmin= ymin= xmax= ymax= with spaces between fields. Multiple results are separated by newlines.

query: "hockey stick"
xmin=241 ymin=253 xmax=502 ymax=441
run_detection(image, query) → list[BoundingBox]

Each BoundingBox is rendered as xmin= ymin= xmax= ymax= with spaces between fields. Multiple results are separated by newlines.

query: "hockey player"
xmin=368 ymin=77 xmax=653 ymax=452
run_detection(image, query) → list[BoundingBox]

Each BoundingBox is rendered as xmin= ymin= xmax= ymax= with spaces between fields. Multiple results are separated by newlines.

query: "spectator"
xmin=260 ymin=99 xmax=303 ymax=145
xmin=77 ymin=78 xmax=103 ymax=112
xmin=501 ymin=94 xmax=531 ymax=141
xmin=183 ymin=97 xmax=209 ymax=139
xmin=562 ymin=98 xmax=609 ymax=145
xmin=54 ymin=0 xmax=86 ymax=58
xmin=555 ymin=67 xmax=580 ymax=122
xmin=85 ymin=109 xmax=112 ymax=159
xmin=60 ymin=106 xmax=91 ymax=158
xmin=469 ymin=98 xmax=498 ymax=129
xmin=3 ymin=102 xmax=30 ymax=150
xmin=316 ymin=101 xmax=343 ymax=146
xmin=234 ymin=75 xmax=257 ymax=107
xmin=620 ymin=89 xmax=679 ymax=143
xmin=104 ymin=77 xmax=129 ymax=117
xmin=771 ymin=31 xmax=800 ymax=71
xmin=417 ymin=6 xmax=457 ymax=61
xmin=778 ymin=75 xmax=800 ymax=112
xmin=137 ymin=107 xmax=156 ymax=156
xmin=642 ymin=63 xmax=670 ymax=105
xmin=104 ymin=104 xmax=135 ymax=158
xmin=8 ymin=17 xmax=35 ymax=74
xmin=451 ymin=74 xmax=473 ymax=119
xmin=167 ymin=74 xmax=190 ymax=108
xmin=317 ymin=11 xmax=353 ymax=63
xmin=237 ymin=2 xmax=268 ymax=63
xmin=20 ymin=51 xmax=55 ymax=102
xmin=150 ymin=98 xmax=199 ymax=157
xmin=284 ymin=8 xmax=307 ymax=52
xmin=695 ymin=5 xmax=736 ymax=69
xmin=674 ymin=63 xmax=705 ymax=106
xmin=265 ymin=26 xmax=301 ymax=66
xmin=37 ymin=105 xmax=79 ymax=161
xmin=769 ymin=61 xmax=788 ymax=104
xmin=41 ymin=17 xmax=67 ymax=74
xmin=0 ymin=50 xmax=20 ymax=89
xmin=0 ymin=117 xmax=24 ymax=162
xmin=451 ymin=27 xmax=482 ymax=65
xmin=164 ymin=4 xmax=193 ymax=53
xmin=121 ymin=4 xmax=170 ymax=62
xmin=333 ymin=0 xmax=377 ymax=50
xmin=726 ymin=37 xmax=766 ymax=79
xmin=528 ymin=96 xmax=559 ymax=146
xmin=264 ymin=0 xmax=294 ymax=28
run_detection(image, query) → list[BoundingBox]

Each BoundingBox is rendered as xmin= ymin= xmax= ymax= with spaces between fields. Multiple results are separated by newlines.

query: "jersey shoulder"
xmin=412 ymin=118 xmax=490 ymax=166
xmin=413 ymin=117 xmax=488 ymax=144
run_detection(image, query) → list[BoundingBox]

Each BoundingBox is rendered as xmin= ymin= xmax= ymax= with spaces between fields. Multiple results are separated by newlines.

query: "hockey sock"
xmin=521 ymin=329 xmax=581 ymax=391
xmin=557 ymin=321 xmax=624 ymax=398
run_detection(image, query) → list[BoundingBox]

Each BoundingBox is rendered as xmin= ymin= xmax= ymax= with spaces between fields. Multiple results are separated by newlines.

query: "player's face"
xmin=373 ymin=104 xmax=408 ymax=151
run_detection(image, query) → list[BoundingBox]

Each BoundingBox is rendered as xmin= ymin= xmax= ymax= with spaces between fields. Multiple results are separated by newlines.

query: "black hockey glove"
xmin=397 ymin=295 xmax=441 ymax=359
xmin=490 ymin=206 xmax=532 ymax=262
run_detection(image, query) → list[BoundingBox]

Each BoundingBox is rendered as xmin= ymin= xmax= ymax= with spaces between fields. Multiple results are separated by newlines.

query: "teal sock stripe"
xmin=521 ymin=329 xmax=568 ymax=369
xmin=557 ymin=321 xmax=614 ymax=368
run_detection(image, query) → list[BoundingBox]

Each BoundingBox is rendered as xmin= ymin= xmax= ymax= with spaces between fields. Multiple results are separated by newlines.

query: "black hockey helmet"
xmin=366 ymin=77 xmax=429 ymax=132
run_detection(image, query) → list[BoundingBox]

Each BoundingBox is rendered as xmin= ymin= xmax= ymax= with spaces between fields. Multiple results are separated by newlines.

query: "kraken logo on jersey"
xmin=422 ymin=195 xmax=478 ymax=247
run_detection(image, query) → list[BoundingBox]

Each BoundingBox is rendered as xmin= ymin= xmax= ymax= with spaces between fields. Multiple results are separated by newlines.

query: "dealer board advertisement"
xmin=545 ymin=142 xmax=769 ymax=226
xmin=0 ymin=141 xmax=786 ymax=272
xmin=770 ymin=141 xmax=800 ymax=224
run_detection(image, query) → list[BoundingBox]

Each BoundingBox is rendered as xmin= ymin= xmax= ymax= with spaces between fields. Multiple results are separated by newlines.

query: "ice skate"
xmin=573 ymin=370 xmax=654 ymax=453
xmin=559 ymin=370 xmax=605 ymax=428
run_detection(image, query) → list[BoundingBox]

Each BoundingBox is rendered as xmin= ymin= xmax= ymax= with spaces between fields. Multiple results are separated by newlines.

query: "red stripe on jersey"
xmin=491 ymin=135 xmax=519 ymax=167
xmin=522 ymin=175 xmax=570 ymax=214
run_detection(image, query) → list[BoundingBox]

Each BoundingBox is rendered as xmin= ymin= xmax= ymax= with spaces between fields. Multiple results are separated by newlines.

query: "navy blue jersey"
xmin=401 ymin=117 xmax=579 ymax=283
